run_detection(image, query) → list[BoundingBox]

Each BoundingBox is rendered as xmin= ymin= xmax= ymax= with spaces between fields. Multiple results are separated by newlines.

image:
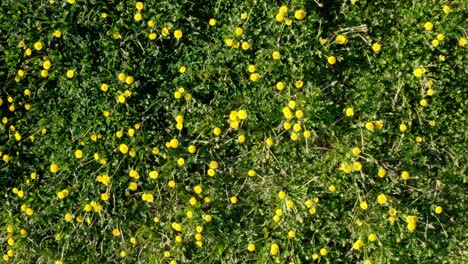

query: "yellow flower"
xmin=295 ymin=110 xmax=304 ymax=119
xmin=353 ymin=239 xmax=364 ymax=250
xmin=335 ymin=35 xmax=348 ymax=44
xmin=272 ymin=51 xmax=281 ymax=60
xmin=406 ymin=215 xmax=418 ymax=231
xmin=432 ymin=39 xmax=439 ymax=47
xmin=276 ymin=82 xmax=285 ymax=91
xmin=100 ymin=83 xmax=108 ymax=92
xmin=235 ymin=27 xmax=243 ymax=36
xmin=288 ymin=230 xmax=296 ymax=238
xmin=327 ymin=56 xmax=336 ymax=65
xmin=43 ymin=60 xmax=51 ymax=69
xmin=134 ymin=13 xmax=142 ymax=21
xmin=161 ymin=27 xmax=169 ymax=37
xmin=14 ymin=132 xmax=21 ymax=141
xmin=230 ymin=196 xmax=238 ymax=204
xmin=294 ymin=9 xmax=306 ymax=20
xmin=203 ymin=214 xmax=212 ymax=222
xmin=288 ymin=100 xmax=296 ymax=109
xmin=53 ymin=30 xmax=62 ymax=38
xmin=194 ymin=185 xmax=202 ymax=194
xmin=118 ymin=72 xmax=126 ymax=81
xmin=420 ymin=99 xmax=428 ymax=107
xmin=319 ymin=38 xmax=328 ymax=45
xmin=278 ymin=191 xmax=286 ymax=199
xmin=276 ymin=13 xmax=285 ymax=22
xmin=75 ymin=149 xmax=83 ymax=159
xmin=149 ymin=171 xmax=159 ymax=179
xmin=209 ymin=18 xmax=216 ymax=26
xmin=225 ymin=38 xmax=233 ymax=46
xmin=135 ymin=2 xmax=144 ymax=10
xmin=142 ymin=193 xmax=154 ymax=202
xmin=365 ymin=122 xmax=374 ymax=131
xmin=128 ymin=182 xmax=138 ymax=191
xmin=352 ymin=147 xmax=361 ymax=156
xmin=437 ymin=33 xmax=445 ymax=41
xmin=125 ymin=76 xmax=134 ymax=85
xmin=458 ymin=37 xmax=467 ymax=47
xmin=169 ymin=138 xmax=179 ymax=148
xmin=67 ymin=0 xmax=75 ymax=4
xmin=360 ymin=201 xmax=368 ymax=210
xmin=237 ymin=135 xmax=245 ymax=143
xmin=64 ymin=213 xmax=73 ymax=222
xmin=372 ymin=43 xmax=381 ymax=52
xmin=248 ymin=170 xmax=256 ymax=177
xmin=129 ymin=169 xmax=139 ymax=179
xmin=174 ymin=30 xmax=183 ymax=39
xmin=413 ymin=68 xmax=424 ymax=77
xmin=295 ymin=80 xmax=303 ymax=89
xmin=101 ymin=193 xmax=109 ymax=201
xmin=241 ymin=41 xmax=250 ymax=50
xmin=270 ymin=243 xmax=279 ymax=255
xmin=275 ymin=208 xmax=283 ymax=216
xmin=353 ymin=162 xmax=362 ymax=171
xmin=399 ymin=124 xmax=407 ymax=132
xmin=250 ymin=73 xmax=260 ymax=81
xmin=377 ymin=194 xmax=387 ymax=205
xmin=328 ymin=185 xmax=336 ymax=192
xmin=34 ymin=41 xmax=43 ymax=51
xmin=266 ymin=137 xmax=274 ymax=146
xmin=443 ymin=5 xmax=451 ymax=14
xmin=375 ymin=120 xmax=384 ymax=129
xmin=377 ymin=167 xmax=387 ymax=177
xmin=246 ymin=65 xmax=256 ymax=73
xmin=401 ymin=171 xmax=410 ymax=180
xmin=247 ymin=243 xmax=256 ymax=252
xmin=424 ymin=22 xmax=433 ymax=31
xmin=66 ymin=69 xmax=74 ymax=78
xmin=368 ymin=233 xmax=377 ymax=242
xmin=320 ymin=248 xmax=328 ymax=256
xmin=345 ymin=107 xmax=354 ymax=117
xmin=279 ymin=5 xmax=288 ymax=14
xmin=119 ymin=144 xmax=129 ymax=154
xmin=112 ymin=228 xmax=120 ymax=236
xmin=50 ymin=163 xmax=58 ymax=173
xmin=177 ymin=157 xmax=185 ymax=166
xmin=435 ymin=206 xmax=443 ymax=214
xmin=293 ymin=124 xmax=301 ymax=132
xmin=25 ymin=48 xmax=32 ymax=56
xmin=24 ymin=207 xmax=33 ymax=215
xmin=241 ymin=13 xmax=248 ymax=19
xmin=213 ymin=127 xmax=221 ymax=136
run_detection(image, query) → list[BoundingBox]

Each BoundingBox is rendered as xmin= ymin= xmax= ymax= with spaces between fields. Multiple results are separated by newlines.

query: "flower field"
xmin=0 ymin=0 xmax=467 ymax=263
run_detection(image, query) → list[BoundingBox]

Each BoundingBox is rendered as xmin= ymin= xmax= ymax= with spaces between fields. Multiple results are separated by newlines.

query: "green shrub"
xmin=0 ymin=0 xmax=466 ymax=263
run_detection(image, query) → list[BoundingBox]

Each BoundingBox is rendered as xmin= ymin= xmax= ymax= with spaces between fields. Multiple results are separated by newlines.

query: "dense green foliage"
xmin=0 ymin=0 xmax=467 ymax=263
